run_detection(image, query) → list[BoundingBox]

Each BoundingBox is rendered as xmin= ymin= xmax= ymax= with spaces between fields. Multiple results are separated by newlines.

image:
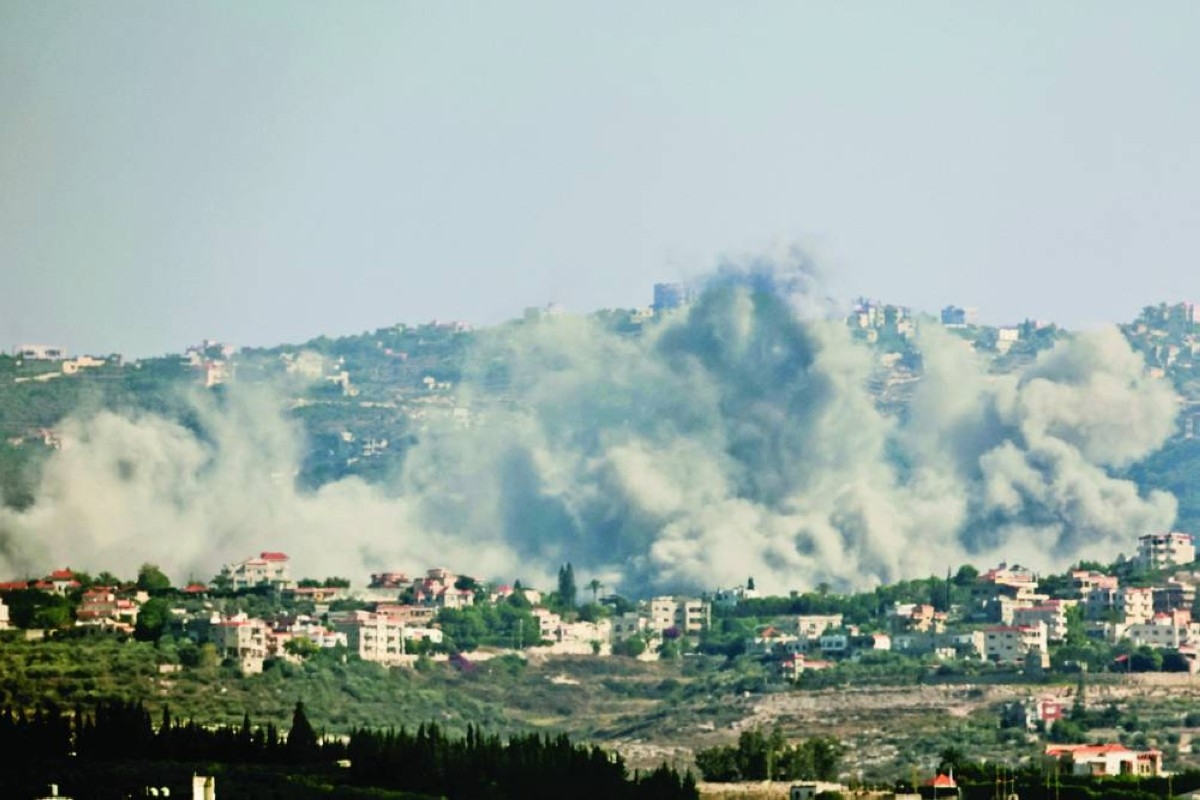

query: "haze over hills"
xmin=0 ymin=253 xmax=1197 ymax=597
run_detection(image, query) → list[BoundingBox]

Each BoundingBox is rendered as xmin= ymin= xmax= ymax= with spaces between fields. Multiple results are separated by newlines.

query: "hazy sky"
xmin=3 ymin=3 xmax=1198 ymax=357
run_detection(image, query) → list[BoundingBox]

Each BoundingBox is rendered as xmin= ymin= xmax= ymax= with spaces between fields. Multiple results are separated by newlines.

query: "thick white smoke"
xmin=0 ymin=253 xmax=1180 ymax=594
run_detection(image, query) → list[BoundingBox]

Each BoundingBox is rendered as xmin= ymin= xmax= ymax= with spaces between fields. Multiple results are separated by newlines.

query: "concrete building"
xmin=982 ymin=622 xmax=1049 ymax=668
xmin=648 ymin=596 xmax=710 ymax=637
xmin=220 ymin=552 xmax=293 ymax=592
xmin=212 ymin=617 xmax=270 ymax=674
xmin=1013 ymin=600 xmax=1071 ymax=642
xmin=1137 ymin=532 xmax=1195 ymax=571
xmin=1044 ymin=744 xmax=1162 ymax=777
xmin=1124 ymin=611 xmax=1199 ymax=650
xmin=0 ymin=595 xmax=8 ymax=630
xmin=330 ymin=611 xmax=441 ymax=665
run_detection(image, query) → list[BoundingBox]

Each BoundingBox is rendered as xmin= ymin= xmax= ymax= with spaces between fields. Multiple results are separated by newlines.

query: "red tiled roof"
xmin=924 ymin=774 xmax=957 ymax=788
xmin=48 ymin=569 xmax=75 ymax=580
xmin=260 ymin=552 xmax=289 ymax=562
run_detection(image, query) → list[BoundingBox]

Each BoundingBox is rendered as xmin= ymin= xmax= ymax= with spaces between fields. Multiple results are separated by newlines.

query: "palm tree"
xmin=587 ymin=578 xmax=604 ymax=603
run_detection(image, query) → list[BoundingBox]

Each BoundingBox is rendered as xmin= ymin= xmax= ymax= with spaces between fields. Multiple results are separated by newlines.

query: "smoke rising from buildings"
xmin=0 ymin=252 xmax=1181 ymax=594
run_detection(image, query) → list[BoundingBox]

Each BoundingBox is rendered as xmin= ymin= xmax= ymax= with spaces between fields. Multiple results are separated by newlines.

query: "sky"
xmin=2 ymin=2 xmax=1199 ymax=358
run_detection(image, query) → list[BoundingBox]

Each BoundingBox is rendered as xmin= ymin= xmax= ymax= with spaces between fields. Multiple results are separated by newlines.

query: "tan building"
xmin=649 ymin=596 xmax=711 ymax=637
xmin=213 ymin=617 xmax=270 ymax=674
xmin=982 ymin=622 xmax=1049 ymax=668
xmin=1013 ymin=600 xmax=1071 ymax=642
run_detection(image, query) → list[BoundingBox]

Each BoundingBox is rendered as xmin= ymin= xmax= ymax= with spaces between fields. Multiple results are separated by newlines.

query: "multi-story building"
xmin=220 ymin=552 xmax=293 ymax=592
xmin=1136 ymin=532 xmax=1195 ymax=571
xmin=648 ymin=596 xmax=710 ymax=637
xmin=1124 ymin=611 xmax=1199 ymax=650
xmin=982 ymin=622 xmax=1049 ymax=669
xmin=1070 ymin=570 xmax=1119 ymax=597
xmin=1118 ymin=587 xmax=1155 ymax=624
xmin=330 ymin=611 xmax=442 ymax=665
xmin=1013 ymin=600 xmax=1071 ymax=642
xmin=212 ymin=617 xmax=270 ymax=674
xmin=1153 ymin=578 xmax=1196 ymax=614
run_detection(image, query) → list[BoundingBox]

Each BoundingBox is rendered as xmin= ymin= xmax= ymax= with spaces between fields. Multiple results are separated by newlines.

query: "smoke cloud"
xmin=0 ymin=250 xmax=1180 ymax=594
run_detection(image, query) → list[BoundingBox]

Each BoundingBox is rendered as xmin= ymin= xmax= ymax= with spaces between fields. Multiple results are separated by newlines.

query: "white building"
xmin=1125 ymin=612 xmax=1200 ymax=650
xmin=1137 ymin=532 xmax=1196 ymax=571
xmin=1045 ymin=744 xmax=1162 ymax=777
xmin=0 ymin=596 xmax=9 ymax=630
xmin=220 ymin=552 xmax=293 ymax=591
xmin=330 ymin=611 xmax=442 ymax=665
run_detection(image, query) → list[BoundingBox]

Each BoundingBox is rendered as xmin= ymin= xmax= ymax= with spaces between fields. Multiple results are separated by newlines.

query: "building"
xmin=982 ymin=622 xmax=1049 ymax=668
xmin=1154 ymin=578 xmax=1197 ymax=613
xmin=648 ymin=596 xmax=710 ymax=637
xmin=15 ymin=344 xmax=67 ymax=360
xmin=212 ymin=617 xmax=270 ymax=674
xmin=1013 ymin=600 xmax=1071 ymax=642
xmin=1137 ymin=532 xmax=1195 ymax=571
xmin=75 ymin=587 xmax=140 ymax=630
xmin=1118 ymin=586 xmax=1154 ymax=624
xmin=793 ymin=614 xmax=843 ymax=640
xmin=0 ymin=595 xmax=9 ymax=630
xmin=220 ymin=552 xmax=293 ymax=591
xmin=1070 ymin=570 xmax=1118 ymax=597
xmin=1044 ymin=743 xmax=1162 ymax=777
xmin=330 ymin=611 xmax=441 ymax=665
xmin=1124 ymin=611 xmax=1199 ymax=650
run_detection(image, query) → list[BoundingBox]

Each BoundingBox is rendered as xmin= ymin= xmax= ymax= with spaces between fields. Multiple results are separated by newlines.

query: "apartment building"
xmin=982 ymin=622 xmax=1049 ymax=669
xmin=1136 ymin=532 xmax=1195 ymax=571
xmin=648 ymin=596 xmax=711 ymax=637
xmin=1013 ymin=600 xmax=1070 ymax=642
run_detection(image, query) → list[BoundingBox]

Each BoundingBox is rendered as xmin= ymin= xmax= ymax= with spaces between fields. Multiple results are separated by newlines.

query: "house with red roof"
xmin=1045 ymin=743 xmax=1163 ymax=777
xmin=219 ymin=552 xmax=293 ymax=592
xmin=922 ymin=772 xmax=960 ymax=797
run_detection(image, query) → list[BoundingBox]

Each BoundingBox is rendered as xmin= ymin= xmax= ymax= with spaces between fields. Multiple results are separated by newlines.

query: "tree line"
xmin=0 ymin=699 xmax=697 ymax=800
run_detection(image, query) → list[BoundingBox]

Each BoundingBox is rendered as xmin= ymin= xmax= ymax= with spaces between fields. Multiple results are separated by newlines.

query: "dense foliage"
xmin=0 ymin=699 xmax=696 ymax=800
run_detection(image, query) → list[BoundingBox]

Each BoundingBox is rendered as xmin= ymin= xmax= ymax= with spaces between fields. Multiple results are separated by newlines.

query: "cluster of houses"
xmin=3 ymin=531 xmax=1199 ymax=678
xmin=0 ymin=552 xmax=713 ymax=675
xmin=746 ymin=532 xmax=1200 ymax=678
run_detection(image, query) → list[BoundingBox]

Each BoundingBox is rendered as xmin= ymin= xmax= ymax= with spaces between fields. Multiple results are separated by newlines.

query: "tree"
xmin=557 ymin=563 xmax=577 ymax=608
xmin=586 ymin=578 xmax=603 ymax=603
xmin=284 ymin=637 xmax=321 ymax=659
xmin=286 ymin=701 xmax=320 ymax=761
xmin=136 ymin=563 xmax=171 ymax=593
xmin=134 ymin=597 xmax=171 ymax=642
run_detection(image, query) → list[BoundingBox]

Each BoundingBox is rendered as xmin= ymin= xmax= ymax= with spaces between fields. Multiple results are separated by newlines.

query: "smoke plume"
xmin=0 ymin=251 xmax=1180 ymax=594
